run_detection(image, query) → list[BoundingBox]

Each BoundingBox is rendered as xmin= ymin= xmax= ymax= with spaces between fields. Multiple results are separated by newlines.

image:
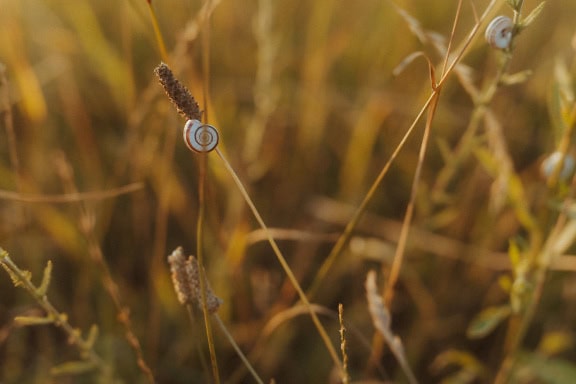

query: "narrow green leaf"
xmin=38 ymin=260 xmax=53 ymax=296
xmin=467 ymin=306 xmax=512 ymax=339
xmin=498 ymin=275 xmax=512 ymax=293
xmin=14 ymin=315 xmax=54 ymax=326
xmin=507 ymin=173 xmax=537 ymax=230
xmin=474 ymin=148 xmax=499 ymax=176
xmin=85 ymin=325 xmax=99 ymax=349
xmin=507 ymin=240 xmax=521 ymax=270
xmin=538 ymin=331 xmax=573 ymax=356
xmin=50 ymin=360 xmax=96 ymax=376
xmin=432 ymin=349 xmax=486 ymax=383
xmin=432 ymin=349 xmax=484 ymax=372
xmin=499 ymin=70 xmax=532 ymax=86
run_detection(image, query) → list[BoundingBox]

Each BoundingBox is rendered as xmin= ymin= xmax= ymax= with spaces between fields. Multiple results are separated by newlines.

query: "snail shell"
xmin=485 ymin=16 xmax=513 ymax=50
xmin=183 ymin=119 xmax=219 ymax=153
xmin=540 ymin=151 xmax=575 ymax=182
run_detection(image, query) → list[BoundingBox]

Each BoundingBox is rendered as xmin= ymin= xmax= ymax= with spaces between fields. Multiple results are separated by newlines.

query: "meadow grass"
xmin=1 ymin=0 xmax=576 ymax=383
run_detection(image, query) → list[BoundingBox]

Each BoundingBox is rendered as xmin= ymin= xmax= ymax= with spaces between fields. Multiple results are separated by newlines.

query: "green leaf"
xmin=85 ymin=325 xmax=99 ymax=350
xmin=513 ymin=351 xmax=576 ymax=384
xmin=432 ymin=349 xmax=484 ymax=371
xmin=474 ymin=148 xmax=499 ymax=176
xmin=538 ymin=331 xmax=573 ymax=356
xmin=500 ymin=70 xmax=533 ymax=86
xmin=507 ymin=173 xmax=537 ymax=230
xmin=440 ymin=370 xmax=477 ymax=384
xmin=38 ymin=260 xmax=53 ymax=296
xmin=507 ymin=240 xmax=521 ymax=270
xmin=467 ymin=305 xmax=512 ymax=339
xmin=50 ymin=360 xmax=97 ymax=376
xmin=498 ymin=275 xmax=513 ymax=293
xmin=432 ymin=349 xmax=486 ymax=384
xmin=14 ymin=316 xmax=54 ymax=326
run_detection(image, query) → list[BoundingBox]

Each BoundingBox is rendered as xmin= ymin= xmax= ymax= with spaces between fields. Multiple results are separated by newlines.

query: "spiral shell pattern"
xmin=485 ymin=16 xmax=513 ymax=50
xmin=183 ymin=119 xmax=219 ymax=153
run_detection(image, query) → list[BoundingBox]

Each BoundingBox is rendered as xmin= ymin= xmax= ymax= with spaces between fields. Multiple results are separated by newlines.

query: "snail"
xmin=540 ymin=151 xmax=575 ymax=182
xmin=485 ymin=16 xmax=513 ymax=50
xmin=183 ymin=119 xmax=219 ymax=153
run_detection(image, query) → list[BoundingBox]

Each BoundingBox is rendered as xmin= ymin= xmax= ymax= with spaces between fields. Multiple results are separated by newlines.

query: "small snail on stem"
xmin=485 ymin=16 xmax=513 ymax=50
xmin=183 ymin=119 xmax=219 ymax=153
xmin=154 ymin=63 xmax=220 ymax=153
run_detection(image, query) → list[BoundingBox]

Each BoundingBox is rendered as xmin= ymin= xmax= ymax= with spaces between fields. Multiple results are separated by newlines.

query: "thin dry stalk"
xmin=168 ymin=247 xmax=263 ymax=383
xmin=227 ymin=303 xmax=377 ymax=384
xmin=0 ymin=63 xmax=21 ymax=187
xmin=196 ymin=4 xmax=220 ymax=380
xmin=145 ymin=0 xmax=169 ymax=63
xmin=243 ymin=0 xmax=280 ymax=165
xmin=53 ymin=154 xmax=156 ymax=384
xmin=383 ymin=93 xmax=440 ymax=305
xmin=338 ymin=304 xmax=350 ymax=384
xmin=213 ymin=314 xmax=265 ymax=384
xmin=0 ymin=183 xmax=143 ymax=203
xmin=196 ymin=152 xmax=221 ymax=384
xmin=214 ymin=147 xmax=346 ymax=380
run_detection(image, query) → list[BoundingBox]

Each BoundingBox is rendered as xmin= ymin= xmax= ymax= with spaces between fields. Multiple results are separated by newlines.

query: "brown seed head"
xmin=154 ymin=63 xmax=202 ymax=121
xmin=167 ymin=247 xmax=223 ymax=314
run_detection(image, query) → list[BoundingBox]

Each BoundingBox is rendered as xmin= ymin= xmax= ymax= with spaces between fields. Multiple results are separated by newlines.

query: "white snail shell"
xmin=183 ymin=119 xmax=219 ymax=153
xmin=540 ymin=151 xmax=575 ymax=182
xmin=485 ymin=16 xmax=513 ymax=50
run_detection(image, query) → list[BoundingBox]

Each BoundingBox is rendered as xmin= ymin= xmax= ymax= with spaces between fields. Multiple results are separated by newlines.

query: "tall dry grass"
xmin=1 ymin=0 xmax=576 ymax=383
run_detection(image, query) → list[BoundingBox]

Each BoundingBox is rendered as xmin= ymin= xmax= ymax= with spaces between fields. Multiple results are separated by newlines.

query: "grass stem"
xmin=215 ymin=148 xmax=345 ymax=379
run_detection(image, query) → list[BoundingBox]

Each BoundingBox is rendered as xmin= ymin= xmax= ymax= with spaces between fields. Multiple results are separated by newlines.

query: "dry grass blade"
xmin=0 ymin=183 xmax=144 ymax=203
xmin=214 ymin=148 xmax=345 ymax=380
xmin=365 ymin=271 xmax=418 ymax=384
xmin=145 ymin=0 xmax=169 ymax=62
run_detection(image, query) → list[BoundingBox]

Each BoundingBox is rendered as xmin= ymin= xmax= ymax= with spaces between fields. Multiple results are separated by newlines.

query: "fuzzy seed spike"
xmin=154 ymin=63 xmax=202 ymax=121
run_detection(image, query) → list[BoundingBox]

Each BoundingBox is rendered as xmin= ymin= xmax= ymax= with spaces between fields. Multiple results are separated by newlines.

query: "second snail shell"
xmin=183 ymin=119 xmax=219 ymax=153
xmin=485 ymin=16 xmax=513 ymax=50
xmin=540 ymin=151 xmax=575 ymax=182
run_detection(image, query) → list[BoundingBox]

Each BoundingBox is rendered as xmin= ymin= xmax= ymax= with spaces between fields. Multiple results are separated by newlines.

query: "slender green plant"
xmin=0 ymin=248 xmax=113 ymax=381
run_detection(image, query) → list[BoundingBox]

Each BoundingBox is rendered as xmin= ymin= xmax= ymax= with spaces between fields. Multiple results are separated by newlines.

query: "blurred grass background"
xmin=1 ymin=0 xmax=576 ymax=382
